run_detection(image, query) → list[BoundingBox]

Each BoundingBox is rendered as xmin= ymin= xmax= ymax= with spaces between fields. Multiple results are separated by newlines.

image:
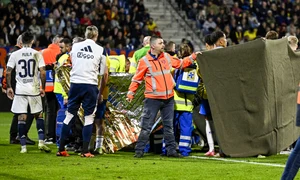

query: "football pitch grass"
xmin=0 ymin=112 xmax=297 ymax=180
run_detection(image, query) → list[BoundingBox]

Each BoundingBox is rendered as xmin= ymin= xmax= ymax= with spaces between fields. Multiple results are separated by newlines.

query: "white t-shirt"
xmin=70 ymin=39 xmax=106 ymax=85
xmin=7 ymin=47 xmax=45 ymax=96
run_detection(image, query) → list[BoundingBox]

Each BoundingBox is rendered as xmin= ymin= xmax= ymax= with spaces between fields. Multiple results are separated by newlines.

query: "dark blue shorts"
xmin=95 ymin=99 xmax=107 ymax=119
xmin=67 ymin=83 xmax=99 ymax=116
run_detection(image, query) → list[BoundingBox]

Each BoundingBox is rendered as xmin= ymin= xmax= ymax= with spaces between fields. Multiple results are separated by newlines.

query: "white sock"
xmin=206 ymin=120 xmax=214 ymax=152
xmin=38 ymin=140 xmax=44 ymax=146
xmin=95 ymin=136 xmax=104 ymax=149
xmin=21 ymin=145 xmax=27 ymax=149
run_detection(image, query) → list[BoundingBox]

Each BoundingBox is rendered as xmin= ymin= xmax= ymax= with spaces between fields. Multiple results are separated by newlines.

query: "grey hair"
xmin=52 ymin=35 xmax=62 ymax=44
xmin=16 ymin=35 xmax=22 ymax=46
xmin=72 ymin=36 xmax=85 ymax=44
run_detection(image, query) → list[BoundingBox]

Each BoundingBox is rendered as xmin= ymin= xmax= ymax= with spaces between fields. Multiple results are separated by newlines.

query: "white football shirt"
xmin=7 ymin=47 xmax=45 ymax=95
xmin=70 ymin=39 xmax=106 ymax=85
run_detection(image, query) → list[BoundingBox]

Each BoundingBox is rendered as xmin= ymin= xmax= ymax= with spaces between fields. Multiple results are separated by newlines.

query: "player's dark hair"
xmin=211 ymin=30 xmax=225 ymax=44
xmin=21 ymin=31 xmax=34 ymax=45
xmin=204 ymin=34 xmax=214 ymax=46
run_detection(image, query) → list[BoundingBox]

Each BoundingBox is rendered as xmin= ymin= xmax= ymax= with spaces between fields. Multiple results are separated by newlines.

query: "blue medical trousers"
xmin=174 ymin=111 xmax=193 ymax=156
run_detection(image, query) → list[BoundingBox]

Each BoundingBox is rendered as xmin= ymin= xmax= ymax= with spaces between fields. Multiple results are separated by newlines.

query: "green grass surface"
xmin=0 ymin=112 xmax=297 ymax=180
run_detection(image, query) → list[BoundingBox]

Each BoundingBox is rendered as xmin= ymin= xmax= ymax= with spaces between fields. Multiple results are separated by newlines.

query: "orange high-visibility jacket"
xmin=127 ymin=52 xmax=197 ymax=100
xmin=41 ymin=44 xmax=61 ymax=92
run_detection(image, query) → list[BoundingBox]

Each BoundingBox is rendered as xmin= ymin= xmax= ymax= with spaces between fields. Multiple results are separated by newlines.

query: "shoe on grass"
xmin=81 ymin=152 xmax=94 ymax=158
xmin=38 ymin=144 xmax=51 ymax=153
xmin=134 ymin=151 xmax=144 ymax=158
xmin=56 ymin=150 xmax=70 ymax=157
xmin=20 ymin=148 xmax=27 ymax=153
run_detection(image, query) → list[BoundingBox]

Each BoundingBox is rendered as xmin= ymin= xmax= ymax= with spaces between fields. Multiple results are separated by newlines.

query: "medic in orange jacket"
xmin=127 ymin=38 xmax=199 ymax=100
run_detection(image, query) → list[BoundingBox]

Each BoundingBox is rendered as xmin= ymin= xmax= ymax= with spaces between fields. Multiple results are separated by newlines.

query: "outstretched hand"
xmin=40 ymin=89 xmax=45 ymax=97
xmin=126 ymin=97 xmax=133 ymax=103
xmin=7 ymin=88 xmax=14 ymax=100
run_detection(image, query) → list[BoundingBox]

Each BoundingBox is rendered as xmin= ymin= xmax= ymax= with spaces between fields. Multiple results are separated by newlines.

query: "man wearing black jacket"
xmin=1 ymin=35 xmax=35 ymax=144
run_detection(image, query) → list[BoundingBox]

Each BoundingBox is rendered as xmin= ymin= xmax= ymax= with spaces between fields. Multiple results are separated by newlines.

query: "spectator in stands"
xmin=146 ymin=18 xmax=157 ymax=32
xmin=265 ymin=30 xmax=279 ymax=40
xmin=152 ymin=27 xmax=161 ymax=38
xmin=51 ymin=19 xmax=62 ymax=36
xmin=39 ymin=30 xmax=53 ymax=48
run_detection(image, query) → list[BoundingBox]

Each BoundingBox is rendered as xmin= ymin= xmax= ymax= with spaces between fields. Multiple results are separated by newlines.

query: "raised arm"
xmin=127 ymin=59 xmax=148 ymax=102
xmin=170 ymin=52 xmax=199 ymax=69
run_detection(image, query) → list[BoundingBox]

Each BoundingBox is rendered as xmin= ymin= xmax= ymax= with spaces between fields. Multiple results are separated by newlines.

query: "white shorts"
xmin=11 ymin=95 xmax=43 ymax=114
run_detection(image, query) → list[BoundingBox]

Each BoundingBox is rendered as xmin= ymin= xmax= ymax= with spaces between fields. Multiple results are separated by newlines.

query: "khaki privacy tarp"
xmin=197 ymin=38 xmax=300 ymax=157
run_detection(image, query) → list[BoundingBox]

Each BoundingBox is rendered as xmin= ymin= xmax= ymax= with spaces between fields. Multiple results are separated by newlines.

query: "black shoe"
xmin=134 ymin=152 xmax=144 ymax=158
xmin=167 ymin=152 xmax=182 ymax=158
xmin=10 ymin=137 xmax=20 ymax=144
xmin=26 ymin=137 xmax=35 ymax=145
xmin=74 ymin=146 xmax=82 ymax=153
xmin=15 ymin=136 xmax=36 ymax=145
xmin=160 ymin=153 xmax=167 ymax=157
xmin=44 ymin=138 xmax=55 ymax=145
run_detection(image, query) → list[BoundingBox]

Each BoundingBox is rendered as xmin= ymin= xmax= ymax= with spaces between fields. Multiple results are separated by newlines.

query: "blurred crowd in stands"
xmin=178 ymin=0 xmax=300 ymax=46
xmin=0 ymin=0 xmax=161 ymax=50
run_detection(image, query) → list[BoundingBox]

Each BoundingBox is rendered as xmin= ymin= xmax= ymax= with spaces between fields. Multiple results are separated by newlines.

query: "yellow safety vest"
xmin=103 ymin=56 xmax=110 ymax=99
xmin=174 ymin=90 xmax=194 ymax=112
xmin=54 ymin=54 xmax=69 ymax=98
xmin=108 ymin=55 xmax=126 ymax=72
xmin=129 ymin=56 xmax=137 ymax=74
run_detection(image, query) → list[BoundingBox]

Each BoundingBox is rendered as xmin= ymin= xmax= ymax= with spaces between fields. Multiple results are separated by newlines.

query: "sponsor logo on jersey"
xmin=77 ymin=45 xmax=94 ymax=59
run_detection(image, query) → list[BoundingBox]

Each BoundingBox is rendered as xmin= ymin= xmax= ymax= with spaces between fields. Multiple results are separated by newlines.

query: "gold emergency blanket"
xmin=102 ymin=73 xmax=144 ymax=153
xmin=56 ymin=68 xmax=144 ymax=153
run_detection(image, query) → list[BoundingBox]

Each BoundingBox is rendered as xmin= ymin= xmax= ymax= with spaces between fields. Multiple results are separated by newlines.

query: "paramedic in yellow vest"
xmin=54 ymin=38 xmax=71 ymax=109
xmin=53 ymin=38 xmax=72 ymax=147
xmin=129 ymin=36 xmax=151 ymax=74
xmin=109 ymin=54 xmax=126 ymax=72
xmin=173 ymin=44 xmax=196 ymax=157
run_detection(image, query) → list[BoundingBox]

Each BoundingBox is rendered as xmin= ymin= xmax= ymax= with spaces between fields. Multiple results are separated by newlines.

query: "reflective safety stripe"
xmin=46 ymin=82 xmax=54 ymax=86
xmin=145 ymin=90 xmax=173 ymax=95
xmin=154 ymin=134 xmax=164 ymax=139
xmin=143 ymin=57 xmax=157 ymax=92
xmin=179 ymin=142 xmax=190 ymax=147
xmin=178 ymin=84 xmax=198 ymax=91
xmin=154 ymin=139 xmax=162 ymax=144
xmin=130 ymin=61 xmax=137 ymax=67
xmin=110 ymin=67 xmax=116 ymax=72
xmin=132 ymin=80 xmax=142 ymax=84
xmin=180 ymin=135 xmax=191 ymax=141
xmin=164 ymin=53 xmax=172 ymax=69
xmin=147 ymin=70 xmax=170 ymax=76
xmin=175 ymin=100 xmax=193 ymax=106
xmin=128 ymin=91 xmax=135 ymax=95
xmin=189 ymin=55 xmax=194 ymax=63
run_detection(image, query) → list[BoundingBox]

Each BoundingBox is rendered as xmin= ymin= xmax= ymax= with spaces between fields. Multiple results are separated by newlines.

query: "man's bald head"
xmin=143 ymin=36 xmax=151 ymax=46
xmin=16 ymin=35 xmax=22 ymax=47
xmin=52 ymin=35 xmax=63 ymax=45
